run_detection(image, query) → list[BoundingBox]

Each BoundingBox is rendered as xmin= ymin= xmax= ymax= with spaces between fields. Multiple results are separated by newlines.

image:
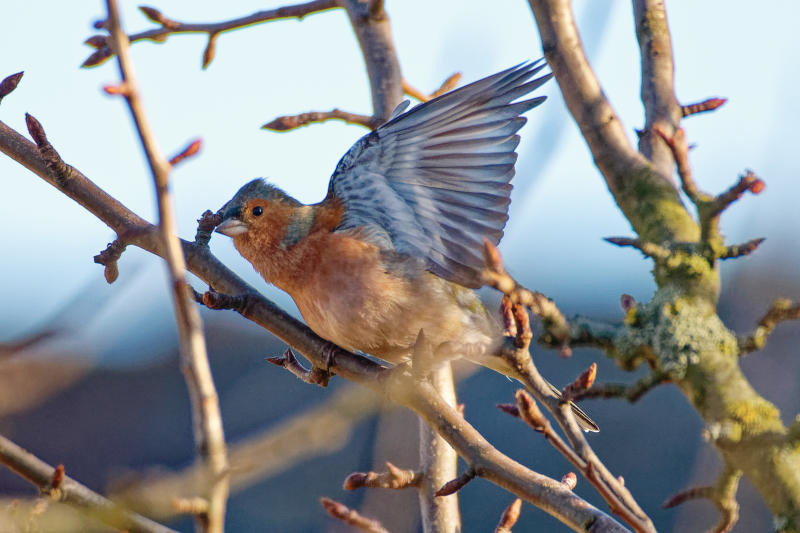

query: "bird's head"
xmin=216 ymin=178 xmax=301 ymax=248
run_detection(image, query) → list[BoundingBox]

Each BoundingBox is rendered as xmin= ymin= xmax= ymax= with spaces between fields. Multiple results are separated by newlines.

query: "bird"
xmin=215 ymin=61 xmax=598 ymax=431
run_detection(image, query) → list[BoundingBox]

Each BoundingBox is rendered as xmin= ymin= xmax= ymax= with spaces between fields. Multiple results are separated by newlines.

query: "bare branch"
xmin=103 ymin=2 xmax=229 ymax=530
xmin=707 ymin=170 xmax=765 ymax=220
xmin=402 ymin=72 xmax=461 ymax=102
xmin=194 ymin=210 xmax=223 ymax=247
xmin=266 ymin=348 xmax=331 ymax=386
xmin=651 ymin=126 xmax=702 ymax=203
xmin=681 ymin=97 xmax=727 ymax=118
xmin=663 ymin=467 xmax=742 ymax=533
xmin=604 ymin=236 xmax=671 ymax=260
xmin=633 ymin=0 xmax=681 ymax=177
xmin=82 ymin=0 xmax=340 ymax=68
xmin=320 ymin=497 xmax=391 ymax=533
xmin=340 ymin=0 xmax=403 ymax=121
xmin=576 ymin=371 xmax=670 ymax=403
xmin=262 ymin=109 xmax=377 ymax=131
xmin=738 ymin=298 xmax=800 ymax=355
xmin=528 ymin=0 xmax=698 ymax=248
xmin=168 ymin=138 xmax=202 ymax=166
xmin=0 ymin=433 xmax=175 ymax=533
xmin=718 ymin=237 xmax=765 ymax=260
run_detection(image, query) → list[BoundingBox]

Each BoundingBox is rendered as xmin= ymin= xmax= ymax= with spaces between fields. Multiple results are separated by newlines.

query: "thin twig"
xmin=718 ymin=237 xmax=765 ymax=260
xmin=738 ymin=298 xmax=800 ymax=355
xmin=83 ymin=0 xmax=341 ymax=68
xmin=402 ymin=72 xmax=461 ymax=102
xmin=603 ymin=237 xmax=671 ymax=260
xmin=663 ymin=466 xmax=742 ymax=533
xmin=320 ymin=498 xmax=391 ymax=533
xmin=576 ymin=370 xmax=670 ymax=403
xmin=0 ymin=433 xmax=175 ymax=533
xmin=681 ymin=97 xmax=727 ymax=118
xmin=651 ymin=126 xmax=702 ymax=203
xmin=103 ymin=2 xmax=229 ymax=531
xmin=265 ymin=348 xmax=331 ymax=386
xmin=262 ymin=109 xmax=377 ymax=131
xmin=487 ymin=245 xmax=655 ymax=532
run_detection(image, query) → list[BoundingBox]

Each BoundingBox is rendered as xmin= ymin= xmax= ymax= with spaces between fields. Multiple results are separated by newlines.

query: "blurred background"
xmin=1 ymin=1 xmax=799 ymax=531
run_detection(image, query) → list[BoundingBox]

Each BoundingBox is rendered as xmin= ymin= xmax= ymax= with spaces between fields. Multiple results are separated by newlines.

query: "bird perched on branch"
xmin=216 ymin=61 xmax=598 ymax=431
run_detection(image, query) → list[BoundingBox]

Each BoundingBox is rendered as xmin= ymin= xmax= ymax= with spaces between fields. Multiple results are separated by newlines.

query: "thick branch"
xmin=528 ymin=0 xmax=698 ymax=249
xmin=0 ymin=433 xmax=175 ymax=533
xmin=340 ymin=0 xmax=403 ymax=121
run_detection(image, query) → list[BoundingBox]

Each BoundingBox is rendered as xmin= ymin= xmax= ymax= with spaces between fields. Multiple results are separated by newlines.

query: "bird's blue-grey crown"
xmin=218 ymin=179 xmax=299 ymax=221
xmin=325 ymin=60 xmax=552 ymax=288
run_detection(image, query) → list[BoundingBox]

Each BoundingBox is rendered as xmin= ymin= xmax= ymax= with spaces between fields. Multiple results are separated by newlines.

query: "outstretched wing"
xmin=328 ymin=61 xmax=551 ymax=288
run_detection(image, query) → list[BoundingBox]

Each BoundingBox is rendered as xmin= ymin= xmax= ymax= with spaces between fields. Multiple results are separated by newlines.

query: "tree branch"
xmin=738 ymin=298 xmax=800 ymax=355
xmin=0 ymin=433 xmax=175 ymax=533
xmin=102 ymin=3 xmax=229 ymax=530
xmin=528 ymin=0 xmax=698 ymax=249
xmin=340 ymin=0 xmax=403 ymax=122
xmin=261 ymin=109 xmax=377 ymax=131
xmin=83 ymin=1 xmax=341 ymax=68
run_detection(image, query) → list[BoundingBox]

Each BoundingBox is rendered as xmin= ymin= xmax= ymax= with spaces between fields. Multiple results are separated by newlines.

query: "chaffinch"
xmin=216 ymin=61 xmax=598 ymax=431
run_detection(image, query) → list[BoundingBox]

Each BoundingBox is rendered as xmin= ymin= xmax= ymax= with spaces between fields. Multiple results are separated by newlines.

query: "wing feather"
xmin=329 ymin=61 xmax=550 ymax=287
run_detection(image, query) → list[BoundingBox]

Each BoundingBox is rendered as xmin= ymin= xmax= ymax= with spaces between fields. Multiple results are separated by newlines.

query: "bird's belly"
xmin=291 ymin=262 xmax=494 ymax=363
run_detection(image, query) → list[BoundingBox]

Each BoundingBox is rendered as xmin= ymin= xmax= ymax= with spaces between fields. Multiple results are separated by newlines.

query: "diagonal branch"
xmin=102 ymin=3 xmax=229 ymax=531
xmin=0 ymin=433 xmax=175 ymax=533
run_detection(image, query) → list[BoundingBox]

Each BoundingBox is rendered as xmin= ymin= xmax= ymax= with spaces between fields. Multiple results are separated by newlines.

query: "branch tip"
xmin=434 ymin=468 xmax=475 ymax=497
xmin=0 ymin=71 xmax=24 ymax=102
xmin=562 ymin=363 xmax=597 ymax=402
xmin=320 ymin=497 xmax=389 ymax=533
xmin=495 ymin=498 xmax=522 ymax=533
xmin=561 ymin=472 xmax=577 ymax=491
xmin=168 ymin=138 xmax=203 ymax=167
xmin=681 ymin=97 xmax=727 ymax=118
xmin=515 ymin=389 xmax=547 ymax=432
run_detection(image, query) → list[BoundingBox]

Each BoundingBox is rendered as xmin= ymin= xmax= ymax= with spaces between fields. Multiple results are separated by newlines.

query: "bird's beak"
xmin=215 ymin=218 xmax=248 ymax=237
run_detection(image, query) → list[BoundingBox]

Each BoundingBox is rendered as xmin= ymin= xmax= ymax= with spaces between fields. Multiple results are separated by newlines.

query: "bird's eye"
xmin=252 ymin=206 xmax=263 ymax=217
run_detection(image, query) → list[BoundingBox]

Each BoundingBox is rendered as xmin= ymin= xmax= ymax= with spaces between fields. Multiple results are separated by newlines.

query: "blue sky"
xmin=2 ymin=1 xmax=798 ymax=362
